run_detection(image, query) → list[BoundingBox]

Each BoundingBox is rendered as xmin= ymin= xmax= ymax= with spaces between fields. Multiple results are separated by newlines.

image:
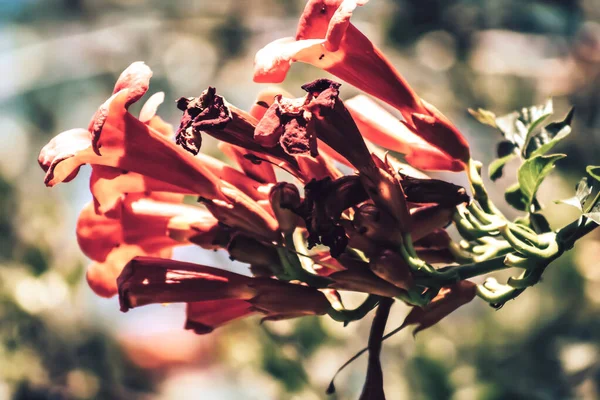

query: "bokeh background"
xmin=1 ymin=0 xmax=600 ymax=399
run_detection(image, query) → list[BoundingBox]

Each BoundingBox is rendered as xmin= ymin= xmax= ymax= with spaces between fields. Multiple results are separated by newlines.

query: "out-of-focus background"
xmin=0 ymin=0 xmax=599 ymax=399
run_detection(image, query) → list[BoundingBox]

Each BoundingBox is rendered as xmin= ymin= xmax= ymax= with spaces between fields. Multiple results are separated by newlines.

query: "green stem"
xmin=499 ymin=225 xmax=559 ymax=259
xmin=437 ymin=255 xmax=509 ymax=281
xmin=276 ymin=234 xmax=331 ymax=288
xmin=327 ymin=295 xmax=382 ymax=324
xmin=467 ymin=159 xmax=505 ymax=217
xmin=400 ymin=234 xmax=459 ymax=280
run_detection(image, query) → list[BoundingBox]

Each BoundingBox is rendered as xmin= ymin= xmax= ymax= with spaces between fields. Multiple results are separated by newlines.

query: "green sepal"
xmin=587 ymin=166 xmax=600 ymax=182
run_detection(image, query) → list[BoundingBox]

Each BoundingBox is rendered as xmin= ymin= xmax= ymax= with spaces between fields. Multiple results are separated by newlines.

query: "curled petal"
xmin=38 ymin=128 xmax=93 ymax=184
xmin=89 ymin=62 xmax=153 ymax=139
xmin=112 ymin=61 xmax=153 ymax=107
xmin=43 ymin=90 xmax=224 ymax=201
xmin=139 ymin=91 xmax=165 ymax=123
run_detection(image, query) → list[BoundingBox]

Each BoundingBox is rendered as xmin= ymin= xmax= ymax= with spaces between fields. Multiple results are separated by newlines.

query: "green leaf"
xmin=489 ymin=153 xmax=517 ymax=181
xmin=505 ymin=183 xmax=528 ymax=211
xmin=524 ymin=108 xmax=574 ymax=159
xmin=495 ymin=99 xmax=553 ymax=153
xmin=555 ymin=177 xmax=592 ymax=212
xmin=584 ymin=202 xmax=600 ymax=225
xmin=587 ymin=166 xmax=600 ymax=182
xmin=517 ymin=153 xmax=566 ymax=210
xmin=468 ymin=108 xmax=497 ymax=128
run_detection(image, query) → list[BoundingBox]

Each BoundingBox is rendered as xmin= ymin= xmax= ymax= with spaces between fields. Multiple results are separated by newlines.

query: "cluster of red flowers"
xmin=38 ymin=0 xmax=477 ymax=337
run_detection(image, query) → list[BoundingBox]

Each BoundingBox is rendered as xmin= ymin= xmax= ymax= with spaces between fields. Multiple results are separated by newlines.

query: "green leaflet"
xmin=517 ymin=154 xmax=566 ymax=210
xmin=495 ymin=99 xmax=553 ymax=155
xmin=584 ymin=202 xmax=600 ymax=225
xmin=505 ymin=183 xmax=528 ymax=212
xmin=524 ymin=108 xmax=574 ymax=159
xmin=468 ymin=108 xmax=497 ymax=128
xmin=489 ymin=153 xmax=517 ymax=181
xmin=555 ymin=177 xmax=592 ymax=212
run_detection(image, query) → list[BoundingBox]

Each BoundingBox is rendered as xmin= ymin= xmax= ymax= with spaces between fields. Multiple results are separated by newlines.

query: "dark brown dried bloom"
xmin=255 ymin=95 xmax=319 ymax=157
xmin=176 ymin=87 xmax=299 ymax=170
xmin=290 ymin=176 xmax=369 ymax=256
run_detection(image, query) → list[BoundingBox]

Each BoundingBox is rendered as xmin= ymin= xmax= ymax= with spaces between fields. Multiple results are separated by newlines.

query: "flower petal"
xmin=86 ymin=245 xmax=172 ymax=298
xmin=345 ymin=95 xmax=463 ymax=172
xmin=42 ymin=89 xmax=225 ymax=200
xmin=185 ymin=300 xmax=255 ymax=334
xmin=401 ymin=280 xmax=476 ymax=335
xmin=139 ymin=92 xmax=165 ymax=123
xmin=38 ymin=128 xmax=94 ymax=184
xmin=118 ymin=257 xmax=256 ymax=311
xmin=90 ymin=165 xmax=193 ymax=216
xmin=218 ymin=142 xmax=277 ymax=184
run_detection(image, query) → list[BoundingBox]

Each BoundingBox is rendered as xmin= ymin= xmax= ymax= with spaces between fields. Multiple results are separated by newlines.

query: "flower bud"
xmin=269 ymin=182 xmax=302 ymax=234
xmin=400 ymin=174 xmax=469 ymax=207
